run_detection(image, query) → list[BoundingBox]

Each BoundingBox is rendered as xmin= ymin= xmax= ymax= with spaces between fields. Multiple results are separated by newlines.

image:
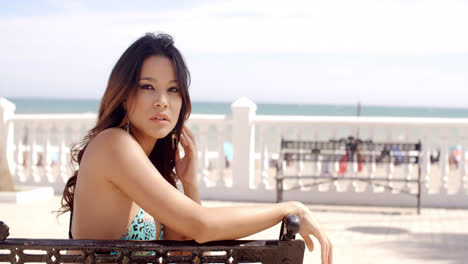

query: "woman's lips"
xmin=151 ymin=118 xmax=170 ymax=124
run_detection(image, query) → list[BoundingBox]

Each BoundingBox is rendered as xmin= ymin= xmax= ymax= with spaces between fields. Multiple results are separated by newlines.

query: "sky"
xmin=1 ymin=0 xmax=467 ymax=107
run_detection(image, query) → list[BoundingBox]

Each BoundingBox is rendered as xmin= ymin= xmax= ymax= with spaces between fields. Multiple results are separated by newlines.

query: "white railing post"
xmin=0 ymin=97 xmax=16 ymax=191
xmin=231 ymin=97 xmax=257 ymax=190
xmin=14 ymin=121 xmax=25 ymax=182
xmin=216 ymin=124 xmax=226 ymax=187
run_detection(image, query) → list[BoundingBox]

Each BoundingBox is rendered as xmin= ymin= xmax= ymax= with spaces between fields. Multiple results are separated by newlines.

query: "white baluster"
xmin=366 ymin=126 xmax=376 ymax=193
xmin=351 ymin=125 xmax=360 ymax=192
xmin=58 ymin=124 xmax=69 ymax=183
xmin=440 ymin=129 xmax=449 ymax=193
xmin=27 ymin=122 xmax=40 ymax=182
xmin=386 ymin=128 xmax=394 ymax=192
xmin=320 ymin=126 xmax=339 ymax=192
xmin=23 ymin=125 xmax=31 ymax=182
xmin=351 ymin=148 xmax=359 ymax=192
xmin=257 ymin=125 xmax=267 ymax=190
xmin=199 ymin=125 xmax=210 ymax=187
xmin=331 ymin=127 xmax=340 ymax=192
xmin=14 ymin=121 xmax=25 ymax=182
xmin=463 ymin=143 xmax=468 ymax=192
xmin=43 ymin=125 xmax=53 ymax=183
xmin=461 ymin=130 xmax=468 ymax=192
xmin=313 ymin=127 xmax=321 ymax=188
xmin=296 ymin=127 xmax=306 ymax=190
xmin=448 ymin=130 xmax=461 ymax=194
xmin=404 ymin=127 xmax=414 ymax=193
xmin=216 ymin=124 xmax=225 ymax=188
xmin=279 ymin=126 xmax=291 ymax=190
xmin=422 ymin=128 xmax=432 ymax=191
xmin=72 ymin=123 xmax=84 ymax=170
xmin=262 ymin=145 xmax=271 ymax=189
xmin=352 ymin=124 xmax=366 ymax=192
xmin=458 ymin=135 xmax=466 ymax=194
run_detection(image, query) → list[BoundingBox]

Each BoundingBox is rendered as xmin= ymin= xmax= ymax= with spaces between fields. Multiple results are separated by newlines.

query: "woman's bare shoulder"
xmin=82 ymin=128 xmax=142 ymax=164
xmin=93 ymin=127 xmax=130 ymax=143
xmin=88 ymin=128 xmax=135 ymax=149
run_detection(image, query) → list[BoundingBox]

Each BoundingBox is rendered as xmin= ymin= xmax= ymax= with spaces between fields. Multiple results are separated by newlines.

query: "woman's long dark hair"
xmin=59 ymin=33 xmax=191 ymax=215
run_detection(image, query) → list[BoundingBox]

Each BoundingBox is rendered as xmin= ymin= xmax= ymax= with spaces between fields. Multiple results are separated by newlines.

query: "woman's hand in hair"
xmin=175 ymin=126 xmax=199 ymax=186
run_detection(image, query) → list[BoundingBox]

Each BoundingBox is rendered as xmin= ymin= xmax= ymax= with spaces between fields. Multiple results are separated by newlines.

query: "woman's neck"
xmin=130 ymin=128 xmax=157 ymax=156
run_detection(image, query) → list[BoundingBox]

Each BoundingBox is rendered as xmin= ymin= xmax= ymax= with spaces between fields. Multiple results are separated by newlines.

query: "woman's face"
xmin=126 ymin=55 xmax=183 ymax=141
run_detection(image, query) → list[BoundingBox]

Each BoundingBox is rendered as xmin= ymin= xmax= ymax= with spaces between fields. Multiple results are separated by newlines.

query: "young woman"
xmin=60 ymin=33 xmax=332 ymax=263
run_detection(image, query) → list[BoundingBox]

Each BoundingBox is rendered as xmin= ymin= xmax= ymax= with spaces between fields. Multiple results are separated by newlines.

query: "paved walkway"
xmin=1 ymin=196 xmax=468 ymax=264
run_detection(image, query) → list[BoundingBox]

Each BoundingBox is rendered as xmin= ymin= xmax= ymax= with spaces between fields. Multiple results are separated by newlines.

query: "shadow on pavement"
xmin=308 ymin=206 xmax=416 ymax=216
xmin=347 ymin=226 xmax=409 ymax=235
xmin=374 ymin=232 xmax=468 ymax=264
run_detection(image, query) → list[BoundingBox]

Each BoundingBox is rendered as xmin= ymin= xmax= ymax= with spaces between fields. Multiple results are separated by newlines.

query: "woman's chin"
xmin=150 ymin=130 xmax=172 ymax=140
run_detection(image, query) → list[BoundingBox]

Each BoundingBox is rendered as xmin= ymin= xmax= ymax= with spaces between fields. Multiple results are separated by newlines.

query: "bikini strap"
xmin=68 ymin=210 xmax=74 ymax=239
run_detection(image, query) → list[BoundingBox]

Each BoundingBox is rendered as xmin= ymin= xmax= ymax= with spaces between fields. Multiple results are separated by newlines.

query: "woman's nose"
xmin=153 ymin=91 xmax=168 ymax=109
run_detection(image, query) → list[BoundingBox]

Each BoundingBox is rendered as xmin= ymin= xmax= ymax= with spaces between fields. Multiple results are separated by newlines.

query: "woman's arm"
xmin=181 ymin=183 xmax=200 ymax=205
xmin=84 ymin=128 xmax=331 ymax=263
xmin=163 ymin=182 xmax=201 ymax=240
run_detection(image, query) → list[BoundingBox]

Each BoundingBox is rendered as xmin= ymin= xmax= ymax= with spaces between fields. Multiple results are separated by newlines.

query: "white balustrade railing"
xmin=9 ymin=113 xmax=97 ymax=192
xmin=253 ymin=115 xmax=468 ymax=207
xmin=1 ymin=97 xmax=468 ymax=208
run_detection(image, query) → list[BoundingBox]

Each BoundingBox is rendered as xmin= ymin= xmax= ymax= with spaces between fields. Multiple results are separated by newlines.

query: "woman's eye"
xmin=140 ymin=84 xmax=153 ymax=90
xmin=168 ymin=87 xmax=179 ymax=93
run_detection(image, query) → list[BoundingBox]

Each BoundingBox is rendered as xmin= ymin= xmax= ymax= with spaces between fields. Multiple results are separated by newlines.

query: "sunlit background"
xmin=1 ymin=0 xmax=468 ymax=107
xmin=2 ymin=3 xmax=468 ymax=263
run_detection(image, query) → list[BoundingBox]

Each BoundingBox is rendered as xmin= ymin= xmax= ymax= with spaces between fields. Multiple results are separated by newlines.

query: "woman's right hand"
xmin=290 ymin=202 xmax=333 ymax=264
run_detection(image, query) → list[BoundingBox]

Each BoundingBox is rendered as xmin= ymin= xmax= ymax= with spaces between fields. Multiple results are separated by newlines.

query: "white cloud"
xmin=155 ymin=0 xmax=468 ymax=54
xmin=2 ymin=0 xmax=468 ymax=55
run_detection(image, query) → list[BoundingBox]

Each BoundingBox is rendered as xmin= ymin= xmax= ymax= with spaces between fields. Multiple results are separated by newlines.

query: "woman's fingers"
xmin=298 ymin=204 xmax=332 ymax=264
xmin=180 ymin=127 xmax=197 ymax=155
xmin=319 ymin=235 xmax=332 ymax=264
xmin=302 ymin=234 xmax=314 ymax=252
xmin=175 ymin=145 xmax=181 ymax=162
xmin=184 ymin=127 xmax=197 ymax=148
xmin=179 ymin=131 xmax=188 ymax=147
xmin=179 ymin=130 xmax=191 ymax=149
xmin=302 ymin=231 xmax=332 ymax=264
xmin=302 ymin=230 xmax=332 ymax=264
xmin=183 ymin=126 xmax=196 ymax=142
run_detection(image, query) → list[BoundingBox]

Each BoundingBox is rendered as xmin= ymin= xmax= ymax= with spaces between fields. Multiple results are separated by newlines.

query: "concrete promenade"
xmin=1 ymin=196 xmax=468 ymax=264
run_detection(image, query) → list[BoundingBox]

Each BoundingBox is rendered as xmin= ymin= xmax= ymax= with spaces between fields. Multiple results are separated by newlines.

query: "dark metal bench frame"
xmin=276 ymin=137 xmax=422 ymax=214
xmin=0 ymin=215 xmax=305 ymax=264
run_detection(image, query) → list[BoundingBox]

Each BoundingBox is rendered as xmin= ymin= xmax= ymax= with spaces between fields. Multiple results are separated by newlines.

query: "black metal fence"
xmin=276 ymin=137 xmax=422 ymax=214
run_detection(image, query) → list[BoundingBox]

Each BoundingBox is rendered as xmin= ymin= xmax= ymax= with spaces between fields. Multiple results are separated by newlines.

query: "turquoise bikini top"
xmin=120 ymin=208 xmax=164 ymax=241
xmin=68 ymin=208 xmax=163 ymax=240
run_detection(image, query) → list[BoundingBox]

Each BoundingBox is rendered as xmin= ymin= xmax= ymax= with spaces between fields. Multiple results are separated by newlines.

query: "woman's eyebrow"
xmin=138 ymin=77 xmax=178 ymax=83
xmin=138 ymin=77 xmax=157 ymax=81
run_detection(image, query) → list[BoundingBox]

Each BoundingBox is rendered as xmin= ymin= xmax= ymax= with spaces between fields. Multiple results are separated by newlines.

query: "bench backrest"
xmin=280 ymin=137 xmax=421 ymax=165
xmin=0 ymin=215 xmax=305 ymax=264
xmin=0 ymin=239 xmax=304 ymax=264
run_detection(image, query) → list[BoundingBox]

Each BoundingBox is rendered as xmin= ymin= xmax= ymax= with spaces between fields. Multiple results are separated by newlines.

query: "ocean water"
xmin=7 ymin=98 xmax=468 ymax=118
xmin=6 ymin=97 xmax=468 ymax=161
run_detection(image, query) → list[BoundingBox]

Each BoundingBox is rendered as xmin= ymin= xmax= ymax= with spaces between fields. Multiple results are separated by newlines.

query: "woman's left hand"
xmin=175 ymin=126 xmax=199 ymax=186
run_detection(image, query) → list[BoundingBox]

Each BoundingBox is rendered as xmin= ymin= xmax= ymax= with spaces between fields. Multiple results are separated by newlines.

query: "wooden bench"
xmin=0 ymin=215 xmax=305 ymax=264
xmin=276 ymin=136 xmax=422 ymax=214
